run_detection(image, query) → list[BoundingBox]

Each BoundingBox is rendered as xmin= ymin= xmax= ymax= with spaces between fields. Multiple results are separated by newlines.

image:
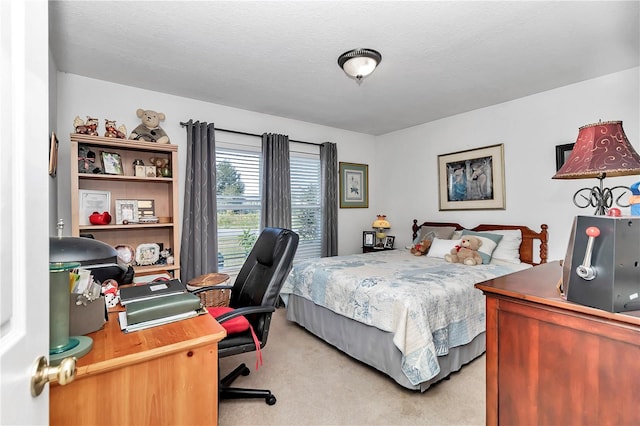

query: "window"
xmin=216 ymin=139 xmax=321 ymax=273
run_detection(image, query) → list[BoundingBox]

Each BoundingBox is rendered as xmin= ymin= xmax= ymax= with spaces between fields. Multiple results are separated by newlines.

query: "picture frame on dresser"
xmin=363 ymin=231 xmax=375 ymax=248
xmin=101 ymin=151 xmax=123 ymax=175
xmin=78 ymin=190 xmax=111 ymax=226
xmin=115 ymin=199 xmax=139 ymax=224
xmin=384 ymin=236 xmax=395 ymax=249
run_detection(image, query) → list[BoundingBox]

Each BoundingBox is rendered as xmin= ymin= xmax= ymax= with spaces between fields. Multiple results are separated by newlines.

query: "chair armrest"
xmin=215 ymin=306 xmax=276 ymax=323
xmin=190 ymin=284 xmax=233 ymax=294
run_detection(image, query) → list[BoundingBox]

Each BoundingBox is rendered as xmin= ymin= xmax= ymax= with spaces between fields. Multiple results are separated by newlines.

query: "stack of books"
xmin=118 ymin=279 xmax=204 ymax=333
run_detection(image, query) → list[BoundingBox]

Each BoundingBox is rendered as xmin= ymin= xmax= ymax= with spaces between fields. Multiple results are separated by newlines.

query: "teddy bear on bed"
xmin=444 ymin=236 xmax=483 ymax=266
xmin=410 ymin=238 xmax=431 ymax=256
xmin=129 ymin=108 xmax=170 ymax=144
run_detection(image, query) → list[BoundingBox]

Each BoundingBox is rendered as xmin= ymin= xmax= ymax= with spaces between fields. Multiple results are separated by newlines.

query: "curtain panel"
xmin=320 ymin=142 xmax=338 ymax=257
xmin=180 ymin=120 xmax=218 ymax=283
xmin=260 ymin=133 xmax=292 ymax=229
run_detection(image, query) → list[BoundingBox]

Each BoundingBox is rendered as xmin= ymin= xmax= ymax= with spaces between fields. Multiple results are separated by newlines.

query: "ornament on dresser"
xmin=104 ymin=119 xmax=127 ymax=139
xmin=78 ymin=144 xmax=102 ymax=174
xmin=74 ymin=116 xmax=99 ymax=136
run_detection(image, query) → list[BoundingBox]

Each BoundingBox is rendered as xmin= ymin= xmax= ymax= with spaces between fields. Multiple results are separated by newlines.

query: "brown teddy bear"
xmin=444 ymin=236 xmax=483 ymax=266
xmin=149 ymin=157 xmax=171 ymax=177
xmin=410 ymin=238 xmax=431 ymax=256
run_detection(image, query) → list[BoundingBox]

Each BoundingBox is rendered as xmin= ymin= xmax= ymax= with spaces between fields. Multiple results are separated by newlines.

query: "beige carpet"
xmin=218 ymin=307 xmax=486 ymax=426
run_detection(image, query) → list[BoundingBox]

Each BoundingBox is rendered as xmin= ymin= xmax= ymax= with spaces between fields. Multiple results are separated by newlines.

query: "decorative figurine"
xmin=74 ymin=116 xmax=99 ymax=136
xmin=104 ymin=119 xmax=127 ymax=139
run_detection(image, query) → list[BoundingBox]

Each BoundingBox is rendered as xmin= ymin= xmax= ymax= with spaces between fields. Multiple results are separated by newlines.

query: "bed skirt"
xmin=285 ymin=294 xmax=486 ymax=392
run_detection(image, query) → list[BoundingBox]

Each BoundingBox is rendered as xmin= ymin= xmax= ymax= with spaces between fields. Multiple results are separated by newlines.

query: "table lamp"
xmin=48 ymin=220 xmax=121 ymax=365
xmin=552 ymin=121 xmax=640 ymax=215
xmin=48 ymin=261 xmax=93 ymax=366
xmin=372 ymin=215 xmax=391 ymax=248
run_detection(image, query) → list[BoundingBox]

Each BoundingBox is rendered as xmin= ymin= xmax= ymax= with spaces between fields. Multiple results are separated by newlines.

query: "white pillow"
xmin=489 ymin=229 xmax=523 ymax=264
xmin=427 ymin=238 xmax=462 ymax=259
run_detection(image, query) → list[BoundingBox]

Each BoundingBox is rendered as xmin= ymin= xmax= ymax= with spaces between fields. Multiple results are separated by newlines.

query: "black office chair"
xmin=192 ymin=227 xmax=299 ymax=405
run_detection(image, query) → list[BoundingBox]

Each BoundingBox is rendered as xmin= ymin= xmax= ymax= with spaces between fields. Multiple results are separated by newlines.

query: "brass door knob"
xmin=30 ymin=355 xmax=76 ymax=396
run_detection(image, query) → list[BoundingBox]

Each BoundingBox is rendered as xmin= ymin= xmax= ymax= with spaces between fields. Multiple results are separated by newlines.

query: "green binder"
xmin=125 ymin=292 xmax=202 ymax=325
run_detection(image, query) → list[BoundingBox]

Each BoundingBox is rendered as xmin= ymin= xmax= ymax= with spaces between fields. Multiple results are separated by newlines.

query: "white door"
xmin=1 ymin=0 xmax=51 ymax=424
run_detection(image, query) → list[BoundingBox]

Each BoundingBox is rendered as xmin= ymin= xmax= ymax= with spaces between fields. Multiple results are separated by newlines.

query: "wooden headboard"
xmin=412 ymin=220 xmax=548 ymax=266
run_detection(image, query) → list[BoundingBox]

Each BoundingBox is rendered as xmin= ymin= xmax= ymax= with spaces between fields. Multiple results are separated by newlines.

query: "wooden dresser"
xmin=50 ymin=312 xmax=226 ymax=426
xmin=475 ymin=261 xmax=640 ymax=426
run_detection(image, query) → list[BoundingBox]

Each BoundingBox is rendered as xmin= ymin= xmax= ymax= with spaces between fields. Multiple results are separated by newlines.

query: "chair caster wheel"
xmin=266 ymin=395 xmax=277 ymax=405
xmin=240 ymin=366 xmax=250 ymax=376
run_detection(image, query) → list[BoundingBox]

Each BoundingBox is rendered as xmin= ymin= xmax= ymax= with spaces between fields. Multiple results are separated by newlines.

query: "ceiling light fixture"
xmin=337 ymin=48 xmax=382 ymax=84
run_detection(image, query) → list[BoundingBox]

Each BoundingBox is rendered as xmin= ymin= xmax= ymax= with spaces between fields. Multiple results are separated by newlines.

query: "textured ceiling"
xmin=49 ymin=1 xmax=639 ymax=136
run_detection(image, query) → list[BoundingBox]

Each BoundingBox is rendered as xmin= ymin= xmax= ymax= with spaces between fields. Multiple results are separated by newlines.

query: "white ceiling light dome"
xmin=337 ymin=48 xmax=382 ymax=84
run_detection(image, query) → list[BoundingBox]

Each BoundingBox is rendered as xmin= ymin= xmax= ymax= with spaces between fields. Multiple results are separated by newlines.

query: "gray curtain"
xmin=320 ymin=142 xmax=338 ymax=257
xmin=260 ymin=133 xmax=292 ymax=229
xmin=180 ymin=120 xmax=218 ymax=283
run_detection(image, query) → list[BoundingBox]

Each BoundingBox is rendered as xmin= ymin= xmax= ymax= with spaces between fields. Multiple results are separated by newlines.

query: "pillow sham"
xmin=487 ymin=229 xmax=522 ymax=264
xmin=461 ymin=230 xmax=503 ymax=264
xmin=451 ymin=230 xmax=463 ymax=240
xmin=413 ymin=225 xmax=457 ymax=244
xmin=426 ymin=238 xmax=462 ymax=259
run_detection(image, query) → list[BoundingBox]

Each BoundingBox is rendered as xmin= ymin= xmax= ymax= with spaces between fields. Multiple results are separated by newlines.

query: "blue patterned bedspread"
xmin=281 ymin=250 xmax=530 ymax=385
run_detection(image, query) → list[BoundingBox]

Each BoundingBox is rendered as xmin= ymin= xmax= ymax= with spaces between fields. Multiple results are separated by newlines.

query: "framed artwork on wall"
xmin=555 ymin=143 xmax=574 ymax=171
xmin=49 ymin=132 xmax=59 ymax=177
xmin=339 ymin=162 xmax=369 ymax=208
xmin=437 ymin=144 xmax=505 ymax=211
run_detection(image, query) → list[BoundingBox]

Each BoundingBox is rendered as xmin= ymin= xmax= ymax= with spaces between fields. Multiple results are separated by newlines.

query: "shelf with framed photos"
xmin=70 ymin=134 xmax=181 ymax=278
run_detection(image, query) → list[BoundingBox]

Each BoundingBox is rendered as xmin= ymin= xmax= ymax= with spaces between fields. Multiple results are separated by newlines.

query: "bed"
xmin=280 ymin=220 xmax=548 ymax=391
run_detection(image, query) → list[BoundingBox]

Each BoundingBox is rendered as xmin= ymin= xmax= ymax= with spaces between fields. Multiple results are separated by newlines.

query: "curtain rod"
xmin=179 ymin=122 xmax=322 ymax=147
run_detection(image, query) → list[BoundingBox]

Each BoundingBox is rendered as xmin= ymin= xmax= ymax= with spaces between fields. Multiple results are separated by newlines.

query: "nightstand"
xmin=362 ymin=246 xmax=394 ymax=254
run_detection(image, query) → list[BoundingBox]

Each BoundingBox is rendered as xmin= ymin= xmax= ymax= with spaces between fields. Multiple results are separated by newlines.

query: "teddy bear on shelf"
xmin=444 ymin=236 xmax=483 ymax=266
xmin=129 ymin=108 xmax=170 ymax=144
xmin=149 ymin=157 xmax=171 ymax=177
xmin=104 ymin=119 xmax=127 ymax=139
xmin=410 ymin=238 xmax=431 ymax=256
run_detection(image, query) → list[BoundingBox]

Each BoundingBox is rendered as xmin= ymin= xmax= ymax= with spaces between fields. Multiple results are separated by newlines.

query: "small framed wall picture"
xmin=49 ymin=132 xmax=59 ymax=177
xmin=115 ymin=199 xmax=139 ymax=224
xmin=339 ymin=162 xmax=369 ymax=208
xmin=555 ymin=143 xmax=575 ymax=171
xmin=101 ymin=151 xmax=123 ymax=175
xmin=363 ymin=231 xmax=375 ymax=248
xmin=384 ymin=236 xmax=395 ymax=249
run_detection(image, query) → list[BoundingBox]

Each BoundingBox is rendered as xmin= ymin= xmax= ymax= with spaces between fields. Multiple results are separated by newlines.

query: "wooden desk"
xmin=50 ymin=311 xmax=226 ymax=426
xmin=475 ymin=261 xmax=640 ymax=426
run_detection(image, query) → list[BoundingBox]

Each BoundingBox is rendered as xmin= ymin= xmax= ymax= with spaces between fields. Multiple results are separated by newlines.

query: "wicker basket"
xmin=187 ymin=273 xmax=231 ymax=307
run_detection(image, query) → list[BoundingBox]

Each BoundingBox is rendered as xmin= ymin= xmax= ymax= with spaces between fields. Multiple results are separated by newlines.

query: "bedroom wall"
xmin=55 ymin=73 xmax=376 ymax=255
xmin=375 ymin=67 xmax=640 ymax=262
